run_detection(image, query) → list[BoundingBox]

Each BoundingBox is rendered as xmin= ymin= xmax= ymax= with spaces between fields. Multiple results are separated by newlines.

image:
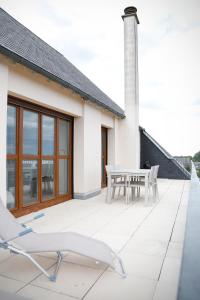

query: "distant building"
xmin=194 ymin=162 xmax=200 ymax=170
xmin=174 ymin=156 xmax=192 ymax=171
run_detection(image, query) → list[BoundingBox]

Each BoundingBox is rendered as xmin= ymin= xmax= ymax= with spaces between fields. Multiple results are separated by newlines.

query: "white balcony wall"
xmin=0 ymin=55 xmax=118 ymax=203
xmin=0 ymin=61 xmax=8 ymax=205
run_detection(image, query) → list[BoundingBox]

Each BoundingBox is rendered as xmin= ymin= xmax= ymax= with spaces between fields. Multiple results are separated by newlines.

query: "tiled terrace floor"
xmin=0 ymin=179 xmax=190 ymax=300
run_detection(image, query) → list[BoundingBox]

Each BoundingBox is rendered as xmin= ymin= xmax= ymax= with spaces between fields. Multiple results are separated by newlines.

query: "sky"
xmin=1 ymin=0 xmax=200 ymax=156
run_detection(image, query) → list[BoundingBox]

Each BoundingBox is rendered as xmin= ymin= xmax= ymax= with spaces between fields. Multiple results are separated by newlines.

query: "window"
xmin=6 ymin=97 xmax=73 ymax=216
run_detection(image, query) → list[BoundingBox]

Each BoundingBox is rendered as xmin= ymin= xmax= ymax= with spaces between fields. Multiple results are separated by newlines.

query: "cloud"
xmin=192 ymin=98 xmax=200 ymax=106
xmin=140 ymin=99 xmax=163 ymax=110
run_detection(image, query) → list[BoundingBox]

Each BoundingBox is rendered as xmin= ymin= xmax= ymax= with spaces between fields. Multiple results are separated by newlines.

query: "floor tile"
xmin=92 ymin=233 xmax=129 ymax=252
xmin=0 ymin=275 xmax=26 ymax=293
xmin=17 ymin=284 xmax=76 ymax=300
xmin=31 ymin=261 xmax=104 ymax=298
xmin=122 ymin=238 xmax=168 ymax=257
xmin=0 ymin=290 xmax=30 ymax=300
xmin=159 ymin=257 xmax=181 ymax=284
xmin=116 ymin=252 xmax=163 ymax=280
xmin=0 ymin=255 xmax=55 ymax=283
xmin=153 ymin=280 xmax=178 ymax=300
xmin=166 ymin=242 xmax=183 ymax=259
xmin=83 ymin=271 xmax=156 ymax=300
xmin=0 ymin=249 xmax=12 ymax=263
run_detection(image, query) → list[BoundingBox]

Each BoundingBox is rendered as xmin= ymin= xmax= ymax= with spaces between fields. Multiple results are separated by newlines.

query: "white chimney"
xmin=118 ymin=6 xmax=140 ymax=168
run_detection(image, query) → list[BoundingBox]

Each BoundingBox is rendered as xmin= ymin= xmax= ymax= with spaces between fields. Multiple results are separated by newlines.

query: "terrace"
xmin=0 ymin=178 xmax=189 ymax=300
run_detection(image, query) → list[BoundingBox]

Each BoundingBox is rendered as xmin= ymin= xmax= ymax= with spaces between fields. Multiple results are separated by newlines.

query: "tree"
xmin=193 ymin=151 xmax=200 ymax=162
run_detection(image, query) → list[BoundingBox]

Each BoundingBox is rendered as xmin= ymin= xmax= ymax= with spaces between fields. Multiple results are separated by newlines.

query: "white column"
xmin=0 ymin=63 xmax=8 ymax=205
xmin=107 ymin=118 xmax=119 ymax=165
xmin=119 ymin=7 xmax=140 ymax=168
xmin=73 ymin=103 xmax=101 ymax=199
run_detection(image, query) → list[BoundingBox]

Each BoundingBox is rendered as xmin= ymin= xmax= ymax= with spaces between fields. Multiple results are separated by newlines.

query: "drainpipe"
xmin=119 ymin=6 xmax=140 ymax=168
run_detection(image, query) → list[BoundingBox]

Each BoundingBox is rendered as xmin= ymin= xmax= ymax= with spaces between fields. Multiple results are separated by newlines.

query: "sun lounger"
xmin=0 ymin=199 xmax=126 ymax=281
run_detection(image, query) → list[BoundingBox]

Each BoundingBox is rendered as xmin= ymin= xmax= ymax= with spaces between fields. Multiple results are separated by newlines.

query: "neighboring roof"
xmin=140 ymin=126 xmax=191 ymax=179
xmin=139 ymin=127 xmax=172 ymax=159
xmin=0 ymin=8 xmax=125 ymax=118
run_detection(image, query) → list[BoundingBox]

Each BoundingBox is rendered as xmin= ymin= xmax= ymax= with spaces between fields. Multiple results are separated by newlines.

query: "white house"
xmin=0 ymin=7 xmax=140 ymax=216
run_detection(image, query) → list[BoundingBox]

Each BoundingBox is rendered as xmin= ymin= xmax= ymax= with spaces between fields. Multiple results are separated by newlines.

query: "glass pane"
xmin=7 ymin=106 xmax=16 ymax=154
xmin=23 ymin=160 xmax=38 ymax=205
xmin=42 ymin=160 xmax=54 ymax=200
xmin=59 ymin=120 xmax=69 ymax=155
xmin=42 ymin=115 xmax=55 ymax=155
xmin=23 ymin=110 xmax=38 ymax=155
xmin=59 ymin=159 xmax=68 ymax=195
xmin=6 ymin=160 xmax=16 ymax=209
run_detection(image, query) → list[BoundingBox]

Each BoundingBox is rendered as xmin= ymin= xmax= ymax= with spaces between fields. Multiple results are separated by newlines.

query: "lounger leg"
xmin=113 ymin=253 xmax=127 ymax=278
xmin=118 ymin=256 xmax=127 ymax=278
xmin=12 ymin=249 xmax=52 ymax=280
xmin=25 ymin=252 xmax=63 ymax=282
xmin=51 ymin=251 xmax=63 ymax=281
xmin=8 ymin=245 xmax=62 ymax=282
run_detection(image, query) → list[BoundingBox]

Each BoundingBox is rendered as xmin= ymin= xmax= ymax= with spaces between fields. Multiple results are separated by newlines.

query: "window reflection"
xmin=42 ymin=160 xmax=54 ymax=200
xmin=6 ymin=160 xmax=16 ymax=209
xmin=23 ymin=110 xmax=38 ymax=155
xmin=7 ymin=106 xmax=16 ymax=154
xmin=23 ymin=160 xmax=38 ymax=205
xmin=42 ymin=116 xmax=54 ymax=155
xmin=59 ymin=120 xmax=69 ymax=155
xmin=59 ymin=159 xmax=68 ymax=195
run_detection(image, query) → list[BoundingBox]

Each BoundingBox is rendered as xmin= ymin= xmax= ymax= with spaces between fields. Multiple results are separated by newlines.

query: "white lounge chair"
xmin=0 ymin=199 xmax=126 ymax=281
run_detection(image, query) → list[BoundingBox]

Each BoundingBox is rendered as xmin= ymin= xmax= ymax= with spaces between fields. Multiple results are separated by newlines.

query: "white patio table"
xmin=106 ymin=169 xmax=150 ymax=205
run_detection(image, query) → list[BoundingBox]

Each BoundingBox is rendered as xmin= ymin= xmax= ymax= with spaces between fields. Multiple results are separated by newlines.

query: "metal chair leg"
xmin=8 ymin=245 xmax=62 ymax=282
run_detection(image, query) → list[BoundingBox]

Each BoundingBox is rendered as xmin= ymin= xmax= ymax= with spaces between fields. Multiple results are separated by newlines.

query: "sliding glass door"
xmin=6 ymin=97 xmax=73 ymax=216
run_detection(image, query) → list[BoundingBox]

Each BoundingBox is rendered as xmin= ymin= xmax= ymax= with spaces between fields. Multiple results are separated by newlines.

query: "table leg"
xmin=144 ymin=174 xmax=149 ymax=205
xmin=106 ymin=174 xmax=112 ymax=203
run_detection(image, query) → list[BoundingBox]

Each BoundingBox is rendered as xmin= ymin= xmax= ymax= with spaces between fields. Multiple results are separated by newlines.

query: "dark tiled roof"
xmin=0 ymin=8 xmax=125 ymax=118
xmin=140 ymin=127 xmax=191 ymax=180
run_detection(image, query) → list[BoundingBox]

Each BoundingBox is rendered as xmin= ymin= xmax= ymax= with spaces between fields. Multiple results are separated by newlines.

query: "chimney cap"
xmin=122 ymin=6 xmax=139 ymax=24
xmin=124 ymin=6 xmax=137 ymax=15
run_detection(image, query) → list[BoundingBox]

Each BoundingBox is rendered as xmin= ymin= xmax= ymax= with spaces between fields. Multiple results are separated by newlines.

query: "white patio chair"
xmin=0 ymin=199 xmax=126 ymax=282
xmin=105 ymin=165 xmax=127 ymax=202
xmin=127 ymin=165 xmax=159 ymax=202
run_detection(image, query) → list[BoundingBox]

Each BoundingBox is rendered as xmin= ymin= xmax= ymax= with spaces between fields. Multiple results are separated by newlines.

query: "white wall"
xmin=74 ymin=103 xmax=102 ymax=197
xmin=6 ymin=58 xmax=83 ymax=117
xmin=0 ymin=55 xmax=118 ymax=203
xmin=0 ymin=62 xmax=8 ymax=205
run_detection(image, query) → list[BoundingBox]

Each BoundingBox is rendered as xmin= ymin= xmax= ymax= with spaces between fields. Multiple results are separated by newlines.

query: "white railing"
xmin=177 ymin=161 xmax=200 ymax=300
xmin=191 ymin=161 xmax=200 ymax=183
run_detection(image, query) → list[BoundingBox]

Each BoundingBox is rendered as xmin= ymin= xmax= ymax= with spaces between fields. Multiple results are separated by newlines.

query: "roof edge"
xmin=0 ymin=45 xmax=125 ymax=119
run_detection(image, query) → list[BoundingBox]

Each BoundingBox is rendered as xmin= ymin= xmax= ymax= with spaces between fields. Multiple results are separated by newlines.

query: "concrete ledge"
xmin=73 ymin=189 xmax=101 ymax=200
xmin=177 ymin=164 xmax=200 ymax=300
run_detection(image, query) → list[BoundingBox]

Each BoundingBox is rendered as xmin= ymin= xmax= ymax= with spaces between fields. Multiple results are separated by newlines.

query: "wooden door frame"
xmin=101 ymin=127 xmax=108 ymax=188
xmin=7 ymin=96 xmax=73 ymax=217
